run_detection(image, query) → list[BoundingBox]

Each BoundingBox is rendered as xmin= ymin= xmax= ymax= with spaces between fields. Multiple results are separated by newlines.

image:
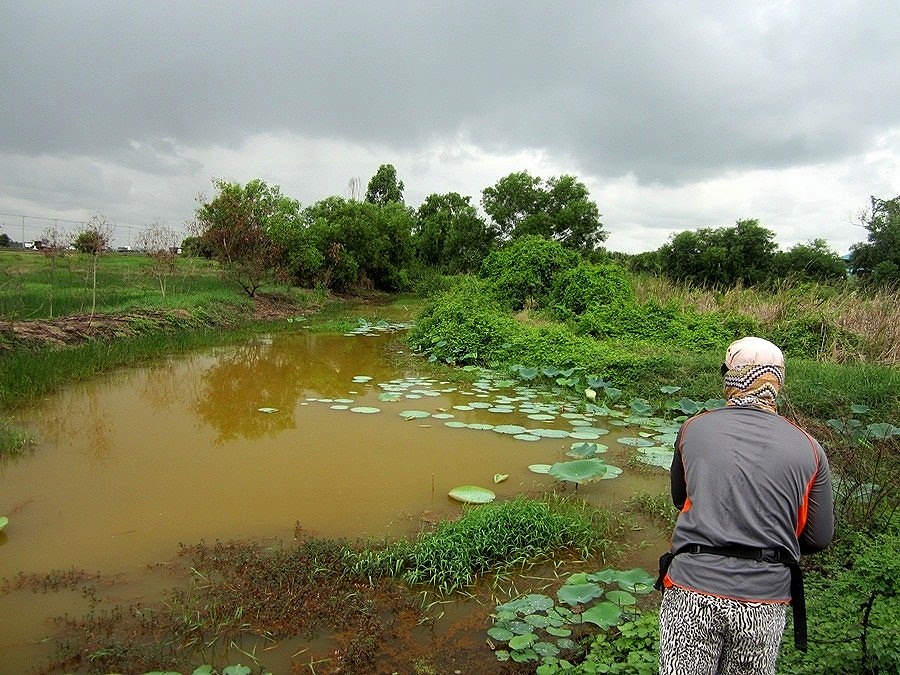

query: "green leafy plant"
xmin=348 ymin=496 xmax=614 ymax=594
xmin=826 ymin=404 xmax=900 ymax=528
xmin=487 ymin=568 xmax=656 ymax=667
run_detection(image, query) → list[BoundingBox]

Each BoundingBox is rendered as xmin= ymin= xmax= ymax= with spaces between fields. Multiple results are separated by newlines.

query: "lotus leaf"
xmin=528 ymin=464 xmax=552 ymax=474
xmin=629 ymin=398 xmax=654 ymax=415
xmin=678 ymin=397 xmax=703 ymax=415
xmin=497 ymin=594 xmax=555 ymax=614
xmin=330 ymin=405 xmax=349 ymax=410
xmin=510 ymin=649 xmax=539 ymax=662
xmin=468 ymin=423 xmax=495 ymax=430
xmin=350 ymin=406 xmax=380 ymax=414
xmin=546 ymin=626 xmax=572 ymax=638
xmin=566 ymin=572 xmax=591 ymax=585
xmin=514 ymin=433 xmax=540 ymax=441
xmin=567 ymin=442 xmax=600 ymax=458
xmin=525 ymin=614 xmax=552 ymax=628
xmin=509 ymin=619 xmax=535 ymax=635
xmin=530 ymin=429 xmax=571 ymax=439
xmin=0 ymin=516 xmax=8 ymax=532
xmin=581 ymin=602 xmax=622 ymax=628
xmin=557 ymin=582 xmax=604 ymax=606
xmin=533 ymin=641 xmax=560 ymax=657
xmin=867 ymin=422 xmax=900 ymax=438
xmin=444 ymin=421 xmax=468 ymax=428
xmin=448 ymin=485 xmax=496 ymax=504
xmin=604 ymin=386 xmax=622 ymax=401
xmin=487 ymin=626 xmax=514 ymax=641
xmin=508 ymin=633 xmax=537 ymax=650
xmin=617 ymin=437 xmax=656 ymax=447
xmin=606 ymin=590 xmax=637 ymax=606
xmin=611 ymin=568 xmax=657 ymax=593
xmin=549 ymin=460 xmax=619 ymax=484
xmin=527 ymin=413 xmax=556 ymax=421
xmin=494 ymin=424 xmax=527 ymax=435
xmin=569 ymin=430 xmax=601 ymax=440
xmin=637 ymin=447 xmax=675 ymax=469
xmin=400 ymin=410 xmax=430 ymax=419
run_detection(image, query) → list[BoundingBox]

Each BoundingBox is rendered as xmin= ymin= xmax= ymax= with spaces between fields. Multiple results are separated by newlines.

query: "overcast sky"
xmin=2 ymin=1 xmax=899 ymax=253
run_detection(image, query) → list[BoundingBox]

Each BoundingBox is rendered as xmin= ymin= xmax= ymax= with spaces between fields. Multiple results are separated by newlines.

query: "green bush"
xmin=479 ymin=235 xmax=580 ymax=310
xmin=550 ymin=262 xmax=635 ymax=319
xmin=576 ymin=299 xmax=742 ymax=353
xmin=769 ymin=313 xmax=862 ymax=360
xmin=407 ymin=278 xmax=519 ymax=364
xmin=777 ymin=532 xmax=900 ymax=673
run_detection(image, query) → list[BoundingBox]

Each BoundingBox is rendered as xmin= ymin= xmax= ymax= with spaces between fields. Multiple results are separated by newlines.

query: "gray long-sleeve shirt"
xmin=665 ymin=405 xmax=834 ymax=602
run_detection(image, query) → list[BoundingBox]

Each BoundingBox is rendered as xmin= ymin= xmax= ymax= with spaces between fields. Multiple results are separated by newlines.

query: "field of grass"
xmin=0 ymin=249 xmax=234 ymax=319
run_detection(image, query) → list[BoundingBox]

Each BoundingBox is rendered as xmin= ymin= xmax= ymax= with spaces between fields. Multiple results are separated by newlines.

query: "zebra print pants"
xmin=658 ymin=586 xmax=788 ymax=675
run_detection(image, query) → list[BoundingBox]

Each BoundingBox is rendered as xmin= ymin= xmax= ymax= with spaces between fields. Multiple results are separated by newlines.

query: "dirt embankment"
xmin=0 ymin=293 xmax=306 ymax=351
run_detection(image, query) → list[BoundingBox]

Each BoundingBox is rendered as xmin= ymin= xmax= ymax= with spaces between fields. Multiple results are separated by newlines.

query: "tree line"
xmin=183 ymin=164 xmax=900 ymax=296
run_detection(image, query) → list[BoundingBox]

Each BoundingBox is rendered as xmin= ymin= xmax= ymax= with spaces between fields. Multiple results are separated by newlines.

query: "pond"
xmin=0 ymin=321 xmax=671 ymax=672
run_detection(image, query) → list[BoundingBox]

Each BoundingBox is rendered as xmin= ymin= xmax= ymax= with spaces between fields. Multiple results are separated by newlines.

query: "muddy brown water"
xmin=0 ymin=326 xmax=669 ymax=673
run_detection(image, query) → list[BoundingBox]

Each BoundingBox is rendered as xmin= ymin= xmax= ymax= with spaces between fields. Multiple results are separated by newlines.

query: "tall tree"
xmin=196 ymin=179 xmax=299 ymax=297
xmin=365 ymin=164 xmax=405 ymax=206
xmin=481 ymin=170 xmax=605 ymax=251
xmin=415 ymin=192 xmax=497 ymax=273
xmin=848 ymin=195 xmax=900 ymax=286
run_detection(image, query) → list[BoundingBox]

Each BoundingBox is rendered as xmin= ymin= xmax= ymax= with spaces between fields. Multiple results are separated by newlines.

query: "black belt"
xmin=656 ymin=544 xmax=807 ymax=652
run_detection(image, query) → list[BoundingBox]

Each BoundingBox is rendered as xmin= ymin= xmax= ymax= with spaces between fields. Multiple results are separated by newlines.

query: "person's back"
xmin=665 ymin=405 xmax=831 ymax=602
xmin=657 ymin=336 xmax=833 ymax=675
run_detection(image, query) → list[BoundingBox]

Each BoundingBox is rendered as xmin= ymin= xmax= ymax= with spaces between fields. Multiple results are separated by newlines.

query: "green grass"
xmin=346 ymin=495 xmax=616 ymax=594
xmin=0 ymin=250 xmax=229 ymax=319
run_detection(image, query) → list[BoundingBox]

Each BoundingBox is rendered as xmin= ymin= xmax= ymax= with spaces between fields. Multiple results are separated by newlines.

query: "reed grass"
xmin=630 ymin=273 xmax=900 ymax=366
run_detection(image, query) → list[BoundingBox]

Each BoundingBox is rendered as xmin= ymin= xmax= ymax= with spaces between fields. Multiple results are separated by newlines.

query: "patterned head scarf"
xmin=723 ymin=336 xmax=785 ymax=413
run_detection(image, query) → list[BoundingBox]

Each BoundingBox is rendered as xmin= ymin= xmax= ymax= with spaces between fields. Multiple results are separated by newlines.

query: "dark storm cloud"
xmin=3 ymin=1 xmax=899 ymax=185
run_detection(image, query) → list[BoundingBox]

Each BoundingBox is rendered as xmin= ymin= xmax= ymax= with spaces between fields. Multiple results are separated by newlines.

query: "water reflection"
xmin=195 ymin=340 xmax=305 ymax=443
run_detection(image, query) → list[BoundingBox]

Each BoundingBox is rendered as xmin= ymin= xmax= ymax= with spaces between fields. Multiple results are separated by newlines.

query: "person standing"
xmin=657 ymin=336 xmax=834 ymax=674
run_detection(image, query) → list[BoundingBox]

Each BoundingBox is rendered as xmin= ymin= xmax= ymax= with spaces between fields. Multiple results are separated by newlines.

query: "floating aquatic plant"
xmin=448 ymin=485 xmax=496 ymax=504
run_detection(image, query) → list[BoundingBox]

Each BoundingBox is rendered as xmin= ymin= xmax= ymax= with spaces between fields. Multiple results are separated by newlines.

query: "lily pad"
xmin=549 ymin=459 xmax=621 ymax=484
xmin=350 ymin=406 xmax=380 ymax=414
xmin=514 ymin=433 xmax=541 ymax=442
xmin=400 ymin=410 xmax=430 ymax=420
xmin=617 ymin=437 xmax=657 ymax=447
xmin=636 ymin=447 xmax=675 ymax=469
xmin=528 ymin=464 xmax=553 ymax=474
xmin=557 ymin=582 xmax=604 ymax=606
xmin=494 ymin=424 xmax=527 ymax=435
xmin=581 ymin=602 xmax=622 ymax=628
xmin=448 ymin=485 xmax=496 ymax=504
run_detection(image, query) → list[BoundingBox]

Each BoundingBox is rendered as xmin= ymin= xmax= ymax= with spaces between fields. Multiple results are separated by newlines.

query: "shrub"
xmin=407 ymin=278 xmax=519 ymax=364
xmin=576 ymin=299 xmax=743 ymax=353
xmin=479 ymin=235 xmax=580 ymax=310
xmin=770 ymin=313 xmax=862 ymax=361
xmin=549 ymin=262 xmax=634 ymax=319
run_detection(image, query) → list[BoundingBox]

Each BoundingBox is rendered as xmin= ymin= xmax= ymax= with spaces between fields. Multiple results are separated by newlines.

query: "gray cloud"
xmin=1 ymin=1 xmax=899 ymax=252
